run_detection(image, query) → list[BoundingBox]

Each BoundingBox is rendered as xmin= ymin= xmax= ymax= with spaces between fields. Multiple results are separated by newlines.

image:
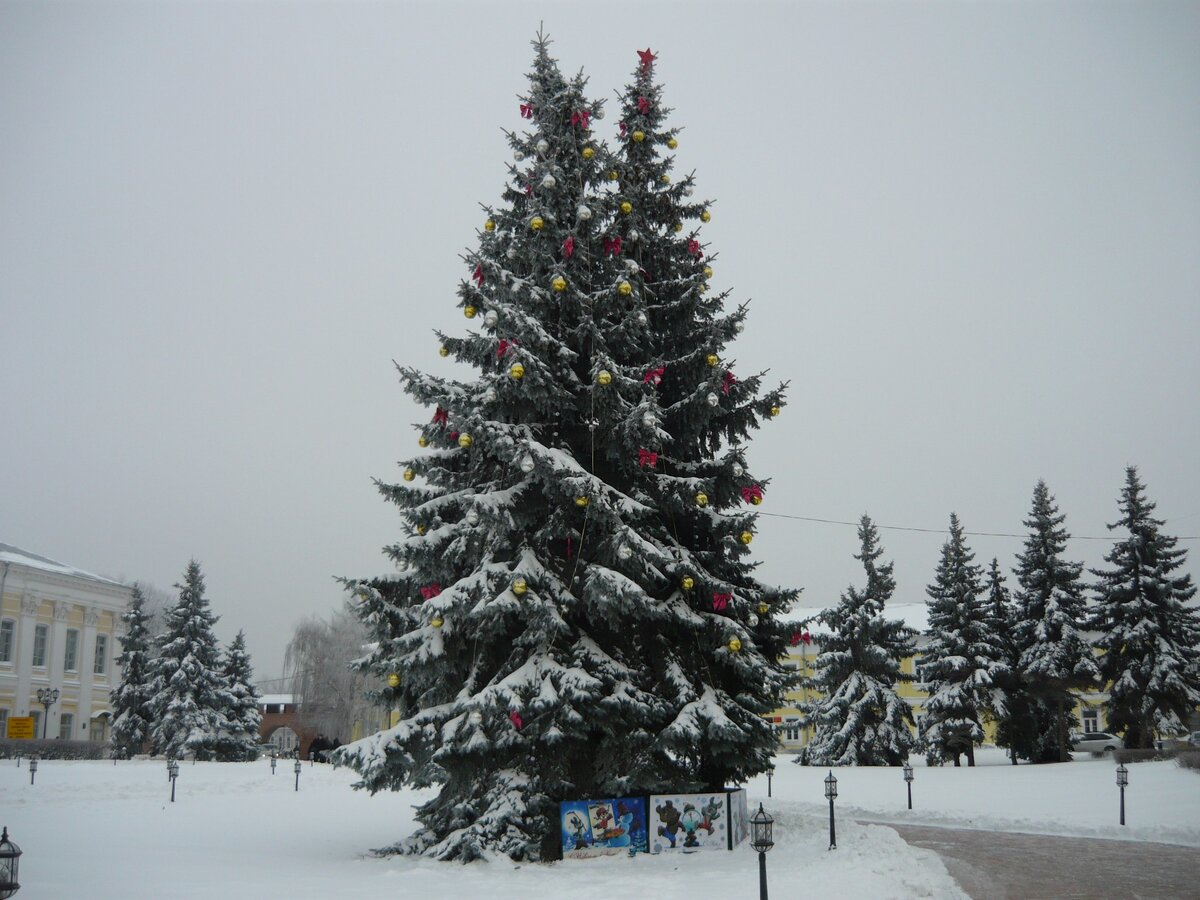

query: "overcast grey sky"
xmin=3 ymin=0 xmax=1197 ymax=685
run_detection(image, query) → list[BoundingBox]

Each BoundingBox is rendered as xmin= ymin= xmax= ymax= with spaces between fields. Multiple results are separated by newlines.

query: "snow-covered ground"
xmin=2 ymin=749 xmax=1196 ymax=898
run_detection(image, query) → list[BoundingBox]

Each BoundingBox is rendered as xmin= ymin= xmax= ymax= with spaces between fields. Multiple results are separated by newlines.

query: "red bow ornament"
xmin=419 ymin=583 xmax=442 ymax=601
xmin=448 ymin=431 xmax=459 ymax=441
xmin=637 ymin=95 xmax=651 ymax=114
xmin=638 ymin=448 xmax=658 ymax=468
xmin=687 ymin=239 xmax=703 ymax=260
xmin=603 ymin=236 xmax=623 ymax=257
xmin=642 ymin=366 xmax=665 ymax=386
xmin=619 ymin=121 xmax=628 ymax=137
xmin=508 ymin=711 xmax=523 ymax=730
xmin=722 ymin=371 xmax=737 ymax=395
xmin=570 ymin=109 xmax=591 ymax=130
xmin=562 ymin=235 xmax=575 ymax=259
xmin=789 ymin=630 xmax=813 ymax=647
xmin=520 ymin=103 xmax=533 ymax=119
xmin=741 ymin=485 xmax=763 ymax=504
xmin=432 ymin=407 xmax=449 ymax=426
xmin=712 ymin=592 xmax=731 ymax=611
xmin=497 ymin=339 xmax=519 ymax=358
xmin=472 ymin=263 xmax=484 ymax=286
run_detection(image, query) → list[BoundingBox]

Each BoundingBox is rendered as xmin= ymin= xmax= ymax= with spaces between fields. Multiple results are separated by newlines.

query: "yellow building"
xmin=773 ymin=602 xmax=1112 ymax=751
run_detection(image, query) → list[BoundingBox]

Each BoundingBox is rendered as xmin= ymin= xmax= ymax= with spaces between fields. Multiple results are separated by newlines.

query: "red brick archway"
xmin=258 ymin=701 xmax=319 ymax=759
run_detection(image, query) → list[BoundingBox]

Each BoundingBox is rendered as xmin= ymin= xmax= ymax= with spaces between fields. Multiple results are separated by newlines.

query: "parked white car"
xmin=1069 ymin=731 xmax=1124 ymax=753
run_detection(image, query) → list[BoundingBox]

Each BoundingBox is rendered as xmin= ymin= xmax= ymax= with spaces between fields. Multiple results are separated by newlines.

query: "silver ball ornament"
xmin=465 ymin=509 xmax=480 ymax=526
xmin=484 ymin=310 xmax=498 ymax=328
xmin=541 ymin=174 xmax=556 ymax=189
xmin=520 ymin=455 xmax=535 ymax=473
xmin=617 ymin=545 xmax=633 ymax=560
xmin=642 ymin=411 xmax=657 ymax=428
xmin=707 ymin=392 xmax=719 ymax=407
xmin=536 ymin=139 xmax=549 ymax=154
xmin=627 ymin=229 xmax=640 ymax=242
xmin=732 ymin=463 xmax=744 ymax=477
xmin=577 ymin=204 xmax=592 ymax=221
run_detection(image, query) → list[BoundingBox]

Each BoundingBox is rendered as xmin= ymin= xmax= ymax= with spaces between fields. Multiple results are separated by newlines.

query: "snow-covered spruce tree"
xmin=919 ymin=515 xmax=1008 ymax=767
xmin=150 ymin=561 xmax=233 ymax=760
xmin=110 ymin=582 xmax=156 ymax=758
xmin=215 ymin=630 xmax=263 ymax=761
xmin=799 ymin=515 xmax=914 ymax=766
xmin=336 ymin=39 xmax=794 ymax=862
xmin=1012 ymin=480 xmax=1099 ymax=762
xmin=986 ymin=557 xmax=1034 ymax=764
xmin=1090 ymin=466 xmax=1200 ymax=748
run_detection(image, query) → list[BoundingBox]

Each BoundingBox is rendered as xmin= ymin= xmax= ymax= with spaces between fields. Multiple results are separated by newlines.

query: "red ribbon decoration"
xmin=524 ymin=183 xmax=532 ymax=196
xmin=472 ymin=263 xmax=484 ymax=286
xmin=638 ymin=448 xmax=658 ymax=468
xmin=566 ymin=537 xmax=573 ymax=559
xmin=570 ymin=109 xmax=591 ymax=130
xmin=687 ymin=239 xmax=702 ymax=260
xmin=789 ymin=630 xmax=813 ymax=647
xmin=432 ymin=407 xmax=449 ymax=426
xmin=520 ymin=103 xmax=533 ymax=119
xmin=497 ymin=339 xmax=519 ymax=358
xmin=448 ymin=431 xmax=459 ymax=441
xmin=722 ymin=371 xmax=737 ymax=395
xmin=637 ymin=95 xmax=650 ymax=114
xmin=562 ymin=236 xmax=575 ymax=259
xmin=638 ymin=48 xmax=657 ymax=73
xmin=603 ymin=236 xmax=623 ymax=257
xmin=642 ymin=366 xmax=665 ymax=386
xmin=508 ymin=711 xmax=523 ymax=730
xmin=619 ymin=121 xmax=627 ymax=137
xmin=712 ymin=592 xmax=731 ymax=611
xmin=419 ymin=583 xmax=442 ymax=600
xmin=741 ymin=485 xmax=763 ymax=504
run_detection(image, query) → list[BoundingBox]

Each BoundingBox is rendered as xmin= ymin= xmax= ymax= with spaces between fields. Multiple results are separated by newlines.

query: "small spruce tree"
xmin=150 ymin=561 xmax=233 ymax=760
xmin=1012 ymin=480 xmax=1099 ymax=762
xmin=799 ymin=515 xmax=914 ymax=766
xmin=110 ymin=583 xmax=156 ymax=758
xmin=1091 ymin=466 xmax=1200 ymax=748
xmin=216 ymin=630 xmax=263 ymax=760
xmin=920 ymin=515 xmax=1009 ymax=766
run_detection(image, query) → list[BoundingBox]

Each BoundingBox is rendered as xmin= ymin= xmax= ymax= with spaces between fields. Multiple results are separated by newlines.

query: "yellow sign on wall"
xmin=6 ymin=717 xmax=35 ymax=740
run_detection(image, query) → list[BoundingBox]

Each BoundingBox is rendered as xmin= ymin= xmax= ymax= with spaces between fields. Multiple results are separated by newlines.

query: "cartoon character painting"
xmin=680 ymin=803 xmax=703 ymax=849
xmin=700 ymin=795 xmax=723 ymax=835
xmin=561 ymin=796 xmax=648 ymax=859
xmin=651 ymin=792 xmax=731 ymax=852
xmin=656 ymin=799 xmax=682 ymax=849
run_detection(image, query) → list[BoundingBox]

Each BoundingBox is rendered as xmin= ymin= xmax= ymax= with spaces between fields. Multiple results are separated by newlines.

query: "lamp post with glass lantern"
xmin=1116 ymin=763 xmax=1128 ymax=826
xmin=27 ymin=757 xmax=37 ymax=787
xmin=903 ymin=762 xmax=914 ymax=810
xmin=749 ymin=803 xmax=774 ymax=900
xmin=824 ymin=771 xmax=838 ymax=850
xmin=35 ymin=688 xmax=59 ymax=740
xmin=270 ymin=750 xmax=277 ymax=775
xmin=168 ymin=759 xmax=179 ymax=803
xmin=294 ymin=757 xmax=302 ymax=792
xmin=0 ymin=826 xmax=21 ymax=899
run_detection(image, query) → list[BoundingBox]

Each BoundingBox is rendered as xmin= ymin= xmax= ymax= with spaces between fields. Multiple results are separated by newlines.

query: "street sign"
xmin=6 ymin=717 xmax=35 ymax=740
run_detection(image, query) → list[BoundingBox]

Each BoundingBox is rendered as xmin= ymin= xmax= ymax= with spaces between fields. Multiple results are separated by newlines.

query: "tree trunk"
xmin=966 ymin=743 xmax=976 ymax=767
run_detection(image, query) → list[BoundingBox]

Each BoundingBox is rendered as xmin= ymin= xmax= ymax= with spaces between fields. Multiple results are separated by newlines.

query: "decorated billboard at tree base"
xmin=559 ymin=796 xmax=649 ymax=859
xmin=650 ymin=788 xmax=748 ymax=853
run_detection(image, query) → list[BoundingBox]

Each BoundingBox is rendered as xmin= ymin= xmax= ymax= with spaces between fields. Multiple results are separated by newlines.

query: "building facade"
xmin=0 ymin=543 xmax=132 ymax=742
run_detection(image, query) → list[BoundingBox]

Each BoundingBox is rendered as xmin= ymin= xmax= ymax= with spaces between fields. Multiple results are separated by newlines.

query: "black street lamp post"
xmin=749 ymin=803 xmax=774 ymax=900
xmin=767 ymin=764 xmax=774 ymax=798
xmin=824 ymin=771 xmax=838 ymax=850
xmin=1116 ymin=763 xmax=1128 ymax=826
xmin=0 ymin=826 xmax=21 ymax=899
xmin=294 ymin=758 xmax=302 ymax=792
xmin=27 ymin=757 xmax=36 ymax=787
xmin=35 ymin=688 xmax=59 ymax=740
xmin=168 ymin=759 xmax=179 ymax=803
xmin=903 ymin=762 xmax=914 ymax=810
xmin=270 ymin=751 xmax=277 ymax=775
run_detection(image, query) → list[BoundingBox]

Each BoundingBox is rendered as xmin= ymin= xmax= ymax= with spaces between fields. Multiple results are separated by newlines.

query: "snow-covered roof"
xmin=792 ymin=601 xmax=931 ymax=636
xmin=259 ymin=694 xmax=295 ymax=706
xmin=0 ymin=541 xmax=127 ymax=588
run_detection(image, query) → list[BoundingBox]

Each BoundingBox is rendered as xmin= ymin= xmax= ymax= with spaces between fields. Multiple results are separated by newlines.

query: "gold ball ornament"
xmin=582 ymin=146 xmax=595 ymax=160
xmin=681 ymin=575 xmax=695 ymax=591
xmin=509 ymin=363 xmax=526 ymax=380
xmin=673 ymin=222 xmax=684 ymax=233
xmin=620 ymin=201 xmax=633 ymax=215
xmin=403 ymin=468 xmax=416 ymax=482
xmin=618 ymin=281 xmax=633 ymax=296
xmin=387 ymin=673 xmax=401 ymax=688
xmin=706 ymin=354 xmax=720 ymax=367
xmin=695 ymin=492 xmax=709 ymax=508
xmin=484 ymin=218 xmax=496 ymax=232
xmin=464 ymin=306 xmax=477 ymax=319
xmin=703 ymin=266 xmax=714 ymax=279
xmin=416 ymin=524 xmax=427 ymax=535
xmin=769 ymin=406 xmax=782 ymax=418
xmin=728 ymin=637 xmax=742 ymax=653
xmin=758 ymin=602 xmax=770 ymax=615
xmin=667 ymin=137 xmax=678 ymax=149
xmin=632 ymin=130 xmax=645 ymax=143
xmin=574 ymin=495 xmax=590 ymax=508
xmin=700 ymin=210 xmax=712 ymax=223
xmin=596 ymin=369 xmax=613 ymax=386
xmin=418 ymin=435 xmax=429 ymax=448
xmin=698 ymin=283 xmax=708 ymax=294
xmin=430 ymin=615 xmax=444 ymax=629
xmin=512 ymin=578 xmax=528 ymax=596
xmin=551 ymin=276 xmax=567 ymax=292
xmin=439 ymin=345 xmax=450 ymax=358
xmin=750 ymin=494 xmax=763 ymax=506
xmin=530 ymin=216 xmax=545 ymax=232
xmin=607 ymin=170 xmax=619 ymax=181
xmin=458 ymin=433 xmax=473 ymax=449
xmin=661 ymin=174 xmax=671 ymax=184
xmin=740 ymin=530 xmax=754 ymax=545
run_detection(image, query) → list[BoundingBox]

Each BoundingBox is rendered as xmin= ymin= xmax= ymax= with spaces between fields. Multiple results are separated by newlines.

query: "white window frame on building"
xmin=0 ymin=708 xmax=8 ymax=735
xmin=32 ymin=623 xmax=49 ymax=668
xmin=59 ymin=711 xmax=75 ymax=740
xmin=1082 ymin=708 xmax=1099 ymax=734
xmin=93 ymin=633 xmax=108 ymax=675
xmin=30 ymin=709 xmax=42 ymax=738
xmin=0 ymin=618 xmax=14 ymax=663
xmin=64 ymin=628 xmax=80 ymax=672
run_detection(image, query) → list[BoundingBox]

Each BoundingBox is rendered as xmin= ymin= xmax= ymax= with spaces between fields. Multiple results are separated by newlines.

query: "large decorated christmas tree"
xmin=336 ymin=36 xmax=795 ymax=862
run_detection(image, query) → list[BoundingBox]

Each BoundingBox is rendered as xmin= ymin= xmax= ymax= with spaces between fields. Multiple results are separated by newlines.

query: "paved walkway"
xmin=883 ymin=822 xmax=1200 ymax=900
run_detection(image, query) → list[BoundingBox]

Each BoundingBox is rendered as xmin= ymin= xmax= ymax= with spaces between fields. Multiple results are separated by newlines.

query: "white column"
xmin=47 ymin=600 xmax=70 ymax=738
xmin=13 ymin=594 xmax=39 ymax=716
xmin=78 ymin=607 xmax=99 ymax=740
